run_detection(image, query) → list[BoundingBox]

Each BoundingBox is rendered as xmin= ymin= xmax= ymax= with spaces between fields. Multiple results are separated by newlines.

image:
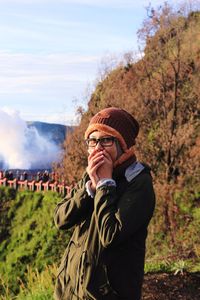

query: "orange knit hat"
xmin=85 ymin=107 xmax=139 ymax=167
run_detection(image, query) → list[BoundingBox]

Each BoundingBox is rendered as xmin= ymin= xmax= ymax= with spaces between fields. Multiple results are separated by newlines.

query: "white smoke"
xmin=0 ymin=108 xmax=62 ymax=169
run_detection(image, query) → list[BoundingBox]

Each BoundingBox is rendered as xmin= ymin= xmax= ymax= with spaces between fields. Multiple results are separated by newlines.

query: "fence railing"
xmin=0 ymin=178 xmax=71 ymax=195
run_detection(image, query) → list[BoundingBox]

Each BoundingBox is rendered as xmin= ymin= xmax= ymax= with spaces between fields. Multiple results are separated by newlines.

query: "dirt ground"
xmin=142 ymin=272 xmax=200 ymax=300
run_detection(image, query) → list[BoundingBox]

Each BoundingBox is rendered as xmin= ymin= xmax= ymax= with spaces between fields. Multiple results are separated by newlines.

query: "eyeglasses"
xmin=85 ymin=136 xmax=116 ymax=148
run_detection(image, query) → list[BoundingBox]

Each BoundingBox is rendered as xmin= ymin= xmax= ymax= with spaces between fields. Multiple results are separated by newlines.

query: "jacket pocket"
xmin=55 ymin=240 xmax=78 ymax=299
xmin=98 ymin=264 xmax=119 ymax=297
xmin=84 ymin=260 xmax=119 ymax=299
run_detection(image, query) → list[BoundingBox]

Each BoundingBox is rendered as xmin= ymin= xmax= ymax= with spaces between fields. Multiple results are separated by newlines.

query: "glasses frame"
xmin=85 ymin=136 xmax=116 ymax=148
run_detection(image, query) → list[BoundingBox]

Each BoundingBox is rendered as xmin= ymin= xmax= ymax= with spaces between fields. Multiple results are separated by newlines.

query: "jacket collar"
xmin=125 ymin=161 xmax=145 ymax=182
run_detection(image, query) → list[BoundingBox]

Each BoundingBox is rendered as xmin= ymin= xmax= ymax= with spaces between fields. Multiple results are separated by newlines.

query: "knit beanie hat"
xmin=85 ymin=107 xmax=139 ymax=167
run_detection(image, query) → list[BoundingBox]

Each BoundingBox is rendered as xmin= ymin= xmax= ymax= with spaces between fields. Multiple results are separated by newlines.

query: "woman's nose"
xmin=95 ymin=141 xmax=104 ymax=150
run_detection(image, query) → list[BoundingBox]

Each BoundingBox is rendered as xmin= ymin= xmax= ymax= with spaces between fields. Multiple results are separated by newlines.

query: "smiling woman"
xmin=54 ymin=107 xmax=156 ymax=300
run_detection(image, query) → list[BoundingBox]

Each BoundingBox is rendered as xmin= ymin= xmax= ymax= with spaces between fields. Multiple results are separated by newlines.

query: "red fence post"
xmin=42 ymin=181 xmax=49 ymax=191
xmin=0 ymin=174 xmax=71 ymax=196
xmin=28 ymin=180 xmax=35 ymax=191
xmin=35 ymin=180 xmax=42 ymax=191
xmin=0 ymin=178 xmax=7 ymax=187
xmin=7 ymin=179 xmax=17 ymax=189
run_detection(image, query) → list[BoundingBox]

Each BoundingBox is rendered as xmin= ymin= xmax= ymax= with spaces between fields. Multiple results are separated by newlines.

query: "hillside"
xmin=58 ymin=6 xmax=200 ymax=183
xmin=0 ymin=186 xmax=199 ymax=299
xmin=27 ymin=121 xmax=73 ymax=146
xmin=56 ymin=1 xmax=200 ymax=278
xmin=0 ymin=187 xmax=69 ymax=297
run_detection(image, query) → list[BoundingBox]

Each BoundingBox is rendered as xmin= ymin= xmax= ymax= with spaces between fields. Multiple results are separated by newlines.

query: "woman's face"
xmin=87 ymin=131 xmax=118 ymax=163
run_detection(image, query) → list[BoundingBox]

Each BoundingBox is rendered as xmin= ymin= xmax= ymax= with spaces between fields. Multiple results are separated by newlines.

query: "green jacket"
xmin=54 ymin=162 xmax=155 ymax=300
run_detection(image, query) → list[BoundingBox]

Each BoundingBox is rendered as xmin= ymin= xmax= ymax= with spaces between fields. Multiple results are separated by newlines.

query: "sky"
xmin=0 ymin=0 xmax=182 ymax=126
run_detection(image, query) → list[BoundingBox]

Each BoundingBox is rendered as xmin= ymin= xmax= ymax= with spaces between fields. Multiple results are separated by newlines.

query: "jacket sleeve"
xmin=94 ymin=171 xmax=155 ymax=248
xmin=54 ymin=173 xmax=93 ymax=230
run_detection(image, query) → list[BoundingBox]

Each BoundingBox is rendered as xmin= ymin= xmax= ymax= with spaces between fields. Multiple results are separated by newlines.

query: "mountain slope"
xmin=27 ymin=121 xmax=73 ymax=146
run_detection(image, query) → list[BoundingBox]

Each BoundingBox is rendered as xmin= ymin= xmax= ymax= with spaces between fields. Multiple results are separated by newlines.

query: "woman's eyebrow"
xmin=89 ymin=135 xmax=112 ymax=139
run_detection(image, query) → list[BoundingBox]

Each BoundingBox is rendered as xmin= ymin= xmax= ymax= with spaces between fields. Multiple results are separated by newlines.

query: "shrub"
xmin=0 ymin=188 xmax=70 ymax=297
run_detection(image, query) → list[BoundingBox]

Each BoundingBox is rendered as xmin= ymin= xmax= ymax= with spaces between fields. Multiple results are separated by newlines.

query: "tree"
xmin=56 ymin=2 xmax=200 ymax=247
xmin=135 ymin=3 xmax=200 ymax=242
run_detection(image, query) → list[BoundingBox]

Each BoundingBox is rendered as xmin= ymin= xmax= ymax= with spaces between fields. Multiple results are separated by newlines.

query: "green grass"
xmin=0 ymin=265 xmax=56 ymax=300
xmin=0 ymin=181 xmax=199 ymax=299
xmin=145 ymin=258 xmax=200 ymax=274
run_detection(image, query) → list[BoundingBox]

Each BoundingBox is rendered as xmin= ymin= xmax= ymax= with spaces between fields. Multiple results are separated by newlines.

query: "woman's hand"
xmin=87 ymin=149 xmax=113 ymax=191
xmin=97 ymin=150 xmax=113 ymax=180
xmin=87 ymin=149 xmax=105 ymax=191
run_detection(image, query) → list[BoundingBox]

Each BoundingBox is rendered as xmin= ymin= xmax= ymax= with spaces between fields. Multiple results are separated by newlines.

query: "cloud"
xmin=0 ymin=51 xmax=100 ymax=125
xmin=59 ymin=0 xmax=174 ymax=8
xmin=0 ymin=51 xmax=100 ymax=95
xmin=0 ymin=0 xmax=174 ymax=8
xmin=0 ymin=108 xmax=62 ymax=169
xmin=32 ymin=112 xmax=77 ymax=126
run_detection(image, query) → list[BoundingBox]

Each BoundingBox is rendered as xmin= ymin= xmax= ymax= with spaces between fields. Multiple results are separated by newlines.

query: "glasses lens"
xmin=86 ymin=137 xmax=115 ymax=147
xmin=86 ymin=138 xmax=97 ymax=147
xmin=101 ymin=137 xmax=114 ymax=146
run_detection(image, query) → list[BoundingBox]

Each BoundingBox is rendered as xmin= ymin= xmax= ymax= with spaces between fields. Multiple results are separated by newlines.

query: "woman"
xmin=54 ymin=107 xmax=155 ymax=300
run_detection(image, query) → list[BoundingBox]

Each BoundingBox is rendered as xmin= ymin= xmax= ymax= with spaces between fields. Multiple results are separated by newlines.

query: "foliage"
xmin=55 ymin=1 xmax=200 ymax=258
xmin=0 ymin=265 xmax=55 ymax=300
xmin=0 ymin=187 xmax=70 ymax=297
xmin=16 ymin=265 xmax=55 ymax=300
xmin=57 ymin=2 xmax=200 ymax=185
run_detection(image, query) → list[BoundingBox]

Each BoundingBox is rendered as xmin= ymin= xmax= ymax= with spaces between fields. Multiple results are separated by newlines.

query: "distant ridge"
xmin=27 ymin=121 xmax=73 ymax=146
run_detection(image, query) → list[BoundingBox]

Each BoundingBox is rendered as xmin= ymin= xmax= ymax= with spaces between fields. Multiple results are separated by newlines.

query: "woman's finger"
xmin=88 ymin=154 xmax=104 ymax=168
